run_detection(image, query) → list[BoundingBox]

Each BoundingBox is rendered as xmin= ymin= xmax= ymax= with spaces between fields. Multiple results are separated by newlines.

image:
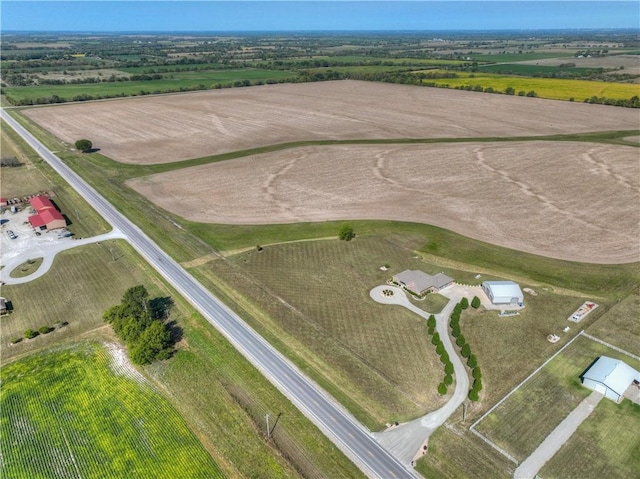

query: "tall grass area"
xmin=0 ymin=343 xmax=224 ymax=478
xmin=586 ymin=293 xmax=640 ymax=354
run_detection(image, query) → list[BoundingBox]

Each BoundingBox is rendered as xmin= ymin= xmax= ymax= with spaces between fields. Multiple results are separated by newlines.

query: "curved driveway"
xmin=1 ymin=109 xmax=416 ymax=479
xmin=0 ymin=230 xmax=125 ymax=285
xmin=371 ymin=285 xmax=470 ymax=464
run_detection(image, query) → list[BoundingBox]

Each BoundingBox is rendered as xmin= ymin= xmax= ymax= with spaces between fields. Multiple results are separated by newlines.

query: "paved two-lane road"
xmin=1 ymin=109 xmax=416 ymax=479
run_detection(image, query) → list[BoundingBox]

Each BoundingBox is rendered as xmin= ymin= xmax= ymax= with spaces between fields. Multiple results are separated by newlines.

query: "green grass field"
xmin=474 ymin=335 xmax=640 ymax=461
xmin=421 ymin=71 xmax=640 ymax=101
xmin=192 ymin=236 xmax=451 ymax=428
xmin=0 ymin=343 xmax=224 ymax=478
xmin=540 ymin=398 xmax=640 ymax=479
xmin=3 ymin=68 xmax=296 ymax=103
xmin=478 ymin=63 xmax=601 ymax=75
xmin=586 ymin=294 xmax=640 ymax=355
xmin=0 ymin=241 xmax=164 ymax=362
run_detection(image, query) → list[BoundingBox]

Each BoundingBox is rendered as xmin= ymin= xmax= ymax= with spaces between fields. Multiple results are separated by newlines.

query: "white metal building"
xmin=581 ymin=356 xmax=640 ymax=402
xmin=481 ymin=281 xmax=524 ymax=305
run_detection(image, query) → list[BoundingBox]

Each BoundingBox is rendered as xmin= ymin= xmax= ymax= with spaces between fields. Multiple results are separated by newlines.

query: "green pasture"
xmin=540 ymin=398 xmax=640 ymax=479
xmin=459 ymin=288 xmax=608 ymax=417
xmin=3 ymin=68 xmax=296 ymax=103
xmin=421 ymin=71 xmax=640 ymax=100
xmin=0 ymin=343 xmax=224 ymax=478
xmin=478 ymin=63 xmax=601 ymax=75
xmin=474 ymin=335 xmax=640 ymax=461
xmin=469 ymin=52 xmax=576 ymax=63
xmin=0 ymin=241 xmax=160 ymax=362
xmin=192 ymin=235 xmax=451 ymax=427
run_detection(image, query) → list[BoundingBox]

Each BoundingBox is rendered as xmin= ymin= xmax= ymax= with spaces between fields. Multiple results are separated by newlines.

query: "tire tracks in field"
xmin=263 ymin=155 xmax=300 ymax=220
xmin=581 ymin=146 xmax=639 ymax=192
xmin=473 ymin=146 xmax=636 ymax=242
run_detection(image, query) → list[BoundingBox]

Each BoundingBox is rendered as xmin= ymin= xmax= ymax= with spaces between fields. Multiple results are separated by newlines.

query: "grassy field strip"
xmin=0 ymin=343 xmax=224 ymax=478
xmin=473 ymin=335 xmax=640 ymax=464
xmin=582 ymin=332 xmax=640 ymax=361
xmin=469 ymin=330 xmax=585 ymax=463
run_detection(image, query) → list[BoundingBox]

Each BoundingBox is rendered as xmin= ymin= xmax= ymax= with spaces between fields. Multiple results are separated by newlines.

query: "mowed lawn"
xmin=0 ymin=343 xmax=223 ymax=478
xmin=474 ymin=335 xmax=640 ymax=462
xmin=0 ymin=240 xmax=157 ymax=362
xmin=540 ymin=398 xmax=640 ymax=479
xmin=194 ymin=236 xmax=453 ymax=427
xmin=459 ymin=288 xmax=607 ymax=416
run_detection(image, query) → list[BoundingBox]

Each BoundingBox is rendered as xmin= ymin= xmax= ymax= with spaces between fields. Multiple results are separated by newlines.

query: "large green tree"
xmin=74 ymin=139 xmax=93 ymax=153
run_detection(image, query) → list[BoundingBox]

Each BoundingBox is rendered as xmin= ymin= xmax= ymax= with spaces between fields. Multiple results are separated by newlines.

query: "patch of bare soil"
xmin=128 ymin=141 xmax=640 ymax=264
xmin=24 ymin=80 xmax=640 ymax=165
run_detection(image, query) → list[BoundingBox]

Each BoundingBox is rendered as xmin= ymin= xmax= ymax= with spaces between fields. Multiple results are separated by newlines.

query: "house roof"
xmin=583 ymin=356 xmax=640 ymax=396
xmin=28 ymin=214 xmax=47 ymax=228
xmin=28 ymin=209 xmax=64 ymax=228
xmin=29 ymin=195 xmax=55 ymax=212
xmin=483 ymin=281 xmax=523 ymax=299
xmin=393 ymin=270 xmax=453 ymax=293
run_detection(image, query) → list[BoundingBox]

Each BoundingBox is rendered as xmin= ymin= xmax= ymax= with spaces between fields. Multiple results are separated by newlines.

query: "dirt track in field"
xmin=128 ymin=142 xmax=640 ymax=264
xmin=24 ymin=80 xmax=640 ymax=165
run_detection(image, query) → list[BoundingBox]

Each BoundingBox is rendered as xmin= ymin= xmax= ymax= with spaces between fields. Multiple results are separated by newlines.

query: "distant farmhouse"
xmin=392 ymin=270 xmax=454 ymax=296
xmin=482 ymin=281 xmax=524 ymax=306
xmin=581 ymin=356 xmax=640 ymax=402
xmin=28 ymin=196 xmax=66 ymax=231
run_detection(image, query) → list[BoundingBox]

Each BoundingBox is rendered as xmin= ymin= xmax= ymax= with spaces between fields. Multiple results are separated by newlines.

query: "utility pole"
xmin=266 ymin=414 xmax=270 ymax=439
xmin=462 ymin=402 xmax=467 ymax=423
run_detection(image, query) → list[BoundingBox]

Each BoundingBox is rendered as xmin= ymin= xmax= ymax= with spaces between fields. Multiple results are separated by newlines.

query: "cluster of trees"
xmin=583 ymin=95 xmax=640 ymax=108
xmin=103 ymin=285 xmax=176 ymax=365
xmin=449 ymin=298 xmax=482 ymax=402
xmin=339 ymin=225 xmax=355 ymax=241
xmin=11 ymin=322 xmax=66 ymax=344
xmin=427 ymin=315 xmax=455 ymax=396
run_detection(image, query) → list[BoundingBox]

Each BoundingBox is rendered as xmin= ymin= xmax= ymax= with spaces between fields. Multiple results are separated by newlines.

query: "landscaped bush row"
xmin=10 ymin=322 xmax=67 ymax=344
xmin=428 ymin=314 xmax=456 ymax=396
xmin=450 ymin=299 xmax=482 ymax=402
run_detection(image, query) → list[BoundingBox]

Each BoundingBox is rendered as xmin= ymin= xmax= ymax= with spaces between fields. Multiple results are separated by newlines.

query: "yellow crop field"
xmin=422 ymin=71 xmax=640 ymax=101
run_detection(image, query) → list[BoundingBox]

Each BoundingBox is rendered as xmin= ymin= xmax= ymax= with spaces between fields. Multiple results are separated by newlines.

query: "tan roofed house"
xmin=392 ymin=270 xmax=454 ymax=296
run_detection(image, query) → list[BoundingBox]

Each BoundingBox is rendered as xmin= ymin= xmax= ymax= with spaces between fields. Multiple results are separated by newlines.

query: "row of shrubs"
xmin=450 ymin=298 xmax=483 ymax=402
xmin=10 ymin=322 xmax=68 ymax=344
xmin=426 ymin=314 xmax=455 ymax=395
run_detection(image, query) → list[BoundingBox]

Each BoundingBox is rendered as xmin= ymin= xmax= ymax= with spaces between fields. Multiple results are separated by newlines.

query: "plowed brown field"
xmin=24 ymin=80 xmax=640 ymax=165
xmin=128 ymin=142 xmax=640 ymax=264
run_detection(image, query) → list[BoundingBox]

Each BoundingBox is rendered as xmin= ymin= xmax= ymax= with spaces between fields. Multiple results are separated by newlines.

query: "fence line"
xmin=469 ymin=428 xmax=519 ymax=464
xmin=470 ymin=330 xmax=584 ymax=430
xmin=582 ymin=332 xmax=640 ymax=361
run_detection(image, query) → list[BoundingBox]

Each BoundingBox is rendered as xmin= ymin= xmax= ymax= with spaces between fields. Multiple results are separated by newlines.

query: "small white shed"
xmin=482 ymin=281 xmax=524 ymax=305
xmin=581 ymin=356 xmax=640 ymax=402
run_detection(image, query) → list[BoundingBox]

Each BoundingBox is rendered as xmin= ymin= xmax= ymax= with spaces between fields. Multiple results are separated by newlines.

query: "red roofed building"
xmin=29 ymin=195 xmax=56 ymax=212
xmin=28 ymin=196 xmax=66 ymax=231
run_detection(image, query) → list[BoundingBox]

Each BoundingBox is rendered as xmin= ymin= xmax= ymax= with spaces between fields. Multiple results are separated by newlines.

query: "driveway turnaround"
xmin=513 ymin=391 xmax=603 ymax=479
xmin=371 ymin=285 xmax=470 ymax=465
xmin=1 ymin=109 xmax=417 ymax=479
xmin=0 ymin=229 xmax=125 ymax=285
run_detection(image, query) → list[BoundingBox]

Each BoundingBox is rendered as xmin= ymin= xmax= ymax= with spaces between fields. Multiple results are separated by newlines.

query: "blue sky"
xmin=2 ymin=1 xmax=638 ymax=32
